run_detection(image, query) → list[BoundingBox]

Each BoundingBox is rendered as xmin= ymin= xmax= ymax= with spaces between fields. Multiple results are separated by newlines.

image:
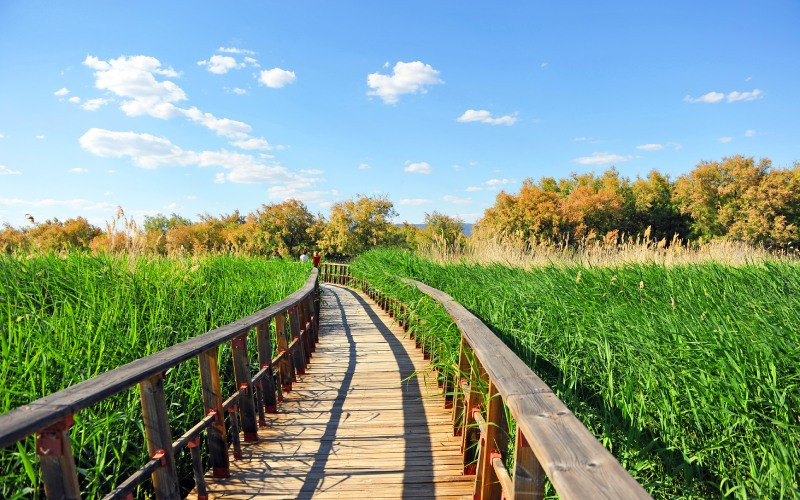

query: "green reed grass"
xmin=0 ymin=253 xmax=310 ymax=498
xmin=349 ymin=249 xmax=800 ymax=499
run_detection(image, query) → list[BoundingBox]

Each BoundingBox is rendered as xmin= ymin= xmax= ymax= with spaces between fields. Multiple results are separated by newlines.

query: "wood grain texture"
xmin=193 ymin=284 xmax=472 ymax=499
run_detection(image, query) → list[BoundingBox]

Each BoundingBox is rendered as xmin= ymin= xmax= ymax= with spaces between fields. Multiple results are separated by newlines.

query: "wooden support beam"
xmin=289 ymin=308 xmax=306 ymax=376
xmin=36 ymin=415 xmax=81 ymax=500
xmin=461 ymin=359 xmax=486 ymax=476
xmin=138 ymin=374 xmax=180 ymax=499
xmin=231 ymin=333 xmax=259 ymax=442
xmin=513 ymin=430 xmax=545 ymax=499
xmin=478 ymin=380 xmax=510 ymax=499
xmin=275 ymin=313 xmax=293 ymax=391
xmin=188 ymin=437 xmax=208 ymax=500
xmin=197 ymin=347 xmax=229 ymax=478
xmin=256 ymin=321 xmax=278 ymax=414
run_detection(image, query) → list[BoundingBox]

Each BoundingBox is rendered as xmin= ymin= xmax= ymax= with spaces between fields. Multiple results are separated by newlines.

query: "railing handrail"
xmin=410 ymin=279 xmax=650 ymax=499
xmin=0 ymin=268 xmax=319 ymax=450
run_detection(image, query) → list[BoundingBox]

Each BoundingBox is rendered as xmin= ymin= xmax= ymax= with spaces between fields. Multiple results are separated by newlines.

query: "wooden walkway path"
xmin=198 ymin=284 xmax=473 ymax=498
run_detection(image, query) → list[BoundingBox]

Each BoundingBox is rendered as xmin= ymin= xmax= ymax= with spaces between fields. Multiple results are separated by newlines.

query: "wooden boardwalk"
xmin=198 ymin=283 xmax=473 ymax=499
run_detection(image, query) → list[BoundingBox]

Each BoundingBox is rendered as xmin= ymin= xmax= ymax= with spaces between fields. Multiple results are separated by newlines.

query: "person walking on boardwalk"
xmin=312 ymin=250 xmax=321 ymax=267
xmin=299 ymin=249 xmax=309 ymax=263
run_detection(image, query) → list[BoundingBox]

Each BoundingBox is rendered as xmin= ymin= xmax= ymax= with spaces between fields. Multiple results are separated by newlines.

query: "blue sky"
xmin=1 ymin=1 xmax=798 ymax=227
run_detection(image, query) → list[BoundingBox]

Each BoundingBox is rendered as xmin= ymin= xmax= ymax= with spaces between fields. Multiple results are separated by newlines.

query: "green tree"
xmin=318 ymin=195 xmax=398 ymax=256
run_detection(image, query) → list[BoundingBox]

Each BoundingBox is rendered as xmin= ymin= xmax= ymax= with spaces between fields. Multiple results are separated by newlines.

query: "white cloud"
xmin=683 ymin=91 xmax=725 ymax=103
xmin=745 ymin=129 xmax=756 ymax=137
xmin=0 ymin=133 xmax=4 ymax=139
xmin=268 ymin=186 xmax=330 ymax=206
xmin=443 ymin=195 xmax=471 ymax=205
xmin=404 ymin=161 xmax=432 ymax=174
xmin=667 ymin=141 xmax=683 ymax=150
xmin=465 ymin=186 xmax=482 ymax=192
xmin=68 ymin=96 xmax=81 ymax=104
xmin=35 ymin=135 xmax=45 ymax=140
xmin=457 ymin=109 xmax=518 ymax=126
xmin=540 ymin=62 xmax=548 ymax=68
xmin=81 ymin=97 xmax=110 ymax=111
xmin=69 ymin=167 xmax=88 ymax=173
xmin=163 ymin=202 xmax=181 ymax=210
xmin=299 ymin=169 xmax=324 ymax=175
xmin=83 ymin=54 xmax=273 ymax=152
xmin=231 ymin=87 xmax=248 ymax=95
xmin=719 ymin=136 xmax=732 ymax=143
xmin=727 ymin=89 xmax=762 ymax=102
xmin=398 ymin=198 xmax=431 ymax=206
xmin=243 ymin=57 xmax=259 ymax=67
xmin=54 ymin=87 xmax=69 ymax=96
xmin=636 ymin=143 xmax=663 ymax=151
xmin=198 ymin=55 xmax=244 ymax=75
xmin=230 ymin=137 xmax=272 ymax=150
xmin=258 ymin=68 xmax=297 ymax=88
xmin=683 ymin=89 xmax=763 ymax=104
xmin=451 ymin=164 xmax=462 ymax=171
xmin=218 ymin=47 xmax=256 ymax=55
xmin=0 ymin=165 xmax=21 ymax=175
xmin=574 ymin=152 xmax=633 ymax=165
xmin=367 ymin=61 xmax=443 ymax=104
xmin=358 ymin=162 xmax=370 ymax=170
xmin=79 ymin=128 xmax=314 ymax=190
xmin=84 ymin=55 xmax=186 ymax=118
xmin=104 ymin=191 xmax=113 ymax=196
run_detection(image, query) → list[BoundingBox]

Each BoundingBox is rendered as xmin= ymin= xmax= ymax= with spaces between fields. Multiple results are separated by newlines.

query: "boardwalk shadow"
xmin=296 ymin=285 xmax=436 ymax=499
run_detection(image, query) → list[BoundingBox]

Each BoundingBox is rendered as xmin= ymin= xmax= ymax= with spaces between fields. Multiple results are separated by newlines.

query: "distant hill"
xmin=404 ymin=223 xmax=474 ymax=236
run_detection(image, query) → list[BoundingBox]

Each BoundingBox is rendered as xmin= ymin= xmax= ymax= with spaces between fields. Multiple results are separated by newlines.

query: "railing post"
xmin=289 ymin=307 xmax=306 ymax=375
xmin=478 ymin=380 xmax=509 ymax=499
xmin=198 ymin=347 xmax=229 ymax=478
xmin=453 ymin=336 xmax=470 ymax=434
xmin=139 ymin=373 xmax=180 ymax=499
xmin=36 ymin=415 xmax=81 ymax=499
xmin=462 ymin=360 xmax=486 ymax=476
xmin=256 ymin=320 xmax=278 ymax=413
xmin=231 ymin=333 xmax=259 ymax=442
xmin=275 ymin=313 xmax=293 ymax=392
xmin=188 ymin=437 xmax=208 ymax=500
xmin=513 ymin=430 xmax=545 ymax=499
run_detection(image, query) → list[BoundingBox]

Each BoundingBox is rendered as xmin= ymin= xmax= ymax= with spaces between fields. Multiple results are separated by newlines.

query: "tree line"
xmin=476 ymin=155 xmax=800 ymax=247
xmin=1 ymin=155 xmax=797 ymax=256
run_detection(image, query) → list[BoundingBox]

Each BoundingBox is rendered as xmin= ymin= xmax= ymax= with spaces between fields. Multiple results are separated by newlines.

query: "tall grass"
xmin=350 ymin=249 xmax=800 ymax=499
xmin=0 ymin=253 xmax=310 ymax=498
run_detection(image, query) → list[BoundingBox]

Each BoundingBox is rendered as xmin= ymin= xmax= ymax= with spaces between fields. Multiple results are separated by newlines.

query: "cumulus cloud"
xmin=465 ymin=186 xmax=482 ymax=192
xmin=443 ymin=195 xmax=471 ymax=205
xmin=0 ymin=165 xmax=21 ymax=175
xmin=745 ymin=129 xmax=756 ymax=137
xmin=82 ymin=54 xmax=276 ymax=151
xmin=258 ymin=68 xmax=297 ymax=88
xmin=54 ymin=88 xmax=69 ymax=96
xmin=79 ymin=128 xmax=315 ymax=191
xmin=367 ymin=61 xmax=443 ymax=104
xmin=218 ymin=47 xmax=256 ymax=55
xmin=404 ymin=161 xmax=432 ymax=174
xmin=68 ymin=96 xmax=81 ymax=104
xmin=198 ymin=54 xmax=244 ymax=74
xmin=69 ymin=168 xmax=88 ymax=173
xmin=457 ymin=109 xmax=518 ymax=126
xmin=683 ymin=89 xmax=763 ymax=103
xmin=636 ymin=143 xmax=663 ymax=151
xmin=358 ymin=163 xmax=370 ymax=170
xmin=231 ymin=87 xmax=248 ymax=95
xmin=35 ymin=135 xmax=45 ymax=140
xmin=81 ymin=97 xmax=110 ymax=111
xmin=230 ymin=137 xmax=272 ymax=150
xmin=574 ymin=152 xmax=633 ymax=165
xmin=719 ymin=136 xmax=732 ymax=143
xmin=397 ymin=198 xmax=431 ymax=206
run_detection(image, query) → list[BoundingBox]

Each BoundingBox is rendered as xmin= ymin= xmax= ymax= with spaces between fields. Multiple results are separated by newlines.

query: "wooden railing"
xmin=0 ymin=269 xmax=320 ymax=500
xmin=323 ymin=264 xmax=651 ymax=500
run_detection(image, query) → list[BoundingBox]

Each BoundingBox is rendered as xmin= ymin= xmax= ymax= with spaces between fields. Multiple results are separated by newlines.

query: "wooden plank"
xmin=139 ymin=374 xmax=180 ymax=499
xmin=199 ymin=283 xmax=473 ymax=499
xmin=0 ymin=269 xmax=319 ymax=449
xmin=478 ymin=381 xmax=509 ymax=499
xmin=255 ymin=321 xmax=277 ymax=414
